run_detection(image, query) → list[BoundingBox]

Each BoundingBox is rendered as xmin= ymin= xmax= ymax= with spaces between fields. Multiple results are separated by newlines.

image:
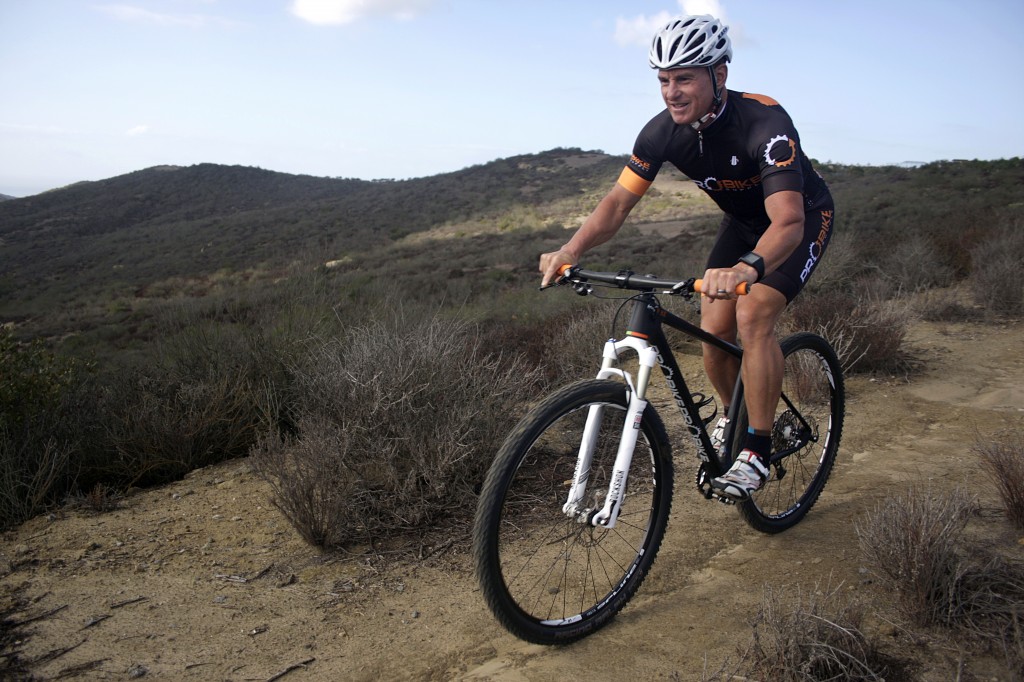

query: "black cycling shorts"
xmin=706 ymin=203 xmax=835 ymax=302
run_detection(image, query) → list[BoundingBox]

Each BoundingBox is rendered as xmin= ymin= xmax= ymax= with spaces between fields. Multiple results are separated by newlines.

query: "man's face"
xmin=658 ymin=67 xmax=716 ymax=126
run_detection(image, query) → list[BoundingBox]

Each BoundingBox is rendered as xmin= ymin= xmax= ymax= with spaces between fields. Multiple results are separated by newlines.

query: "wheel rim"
xmin=495 ymin=400 xmax=662 ymax=628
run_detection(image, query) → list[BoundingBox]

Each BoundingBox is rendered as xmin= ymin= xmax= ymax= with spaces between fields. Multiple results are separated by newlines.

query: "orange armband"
xmin=616 ymin=167 xmax=652 ymax=197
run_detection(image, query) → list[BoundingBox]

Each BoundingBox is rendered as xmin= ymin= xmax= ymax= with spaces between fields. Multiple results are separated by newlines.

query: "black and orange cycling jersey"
xmin=619 ymin=89 xmax=835 ymax=300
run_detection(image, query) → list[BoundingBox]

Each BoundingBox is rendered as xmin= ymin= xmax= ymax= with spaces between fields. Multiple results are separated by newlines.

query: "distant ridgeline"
xmin=0 ymin=152 xmax=1021 ymax=338
xmin=0 ymin=149 xmax=625 ymax=322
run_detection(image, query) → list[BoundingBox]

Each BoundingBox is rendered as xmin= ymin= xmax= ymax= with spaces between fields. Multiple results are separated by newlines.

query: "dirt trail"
xmin=3 ymin=318 xmax=1023 ymax=681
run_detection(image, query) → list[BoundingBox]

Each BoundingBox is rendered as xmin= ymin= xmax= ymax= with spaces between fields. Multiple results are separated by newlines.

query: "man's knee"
xmin=735 ymin=290 xmax=787 ymax=339
xmin=701 ymin=305 xmax=737 ymax=341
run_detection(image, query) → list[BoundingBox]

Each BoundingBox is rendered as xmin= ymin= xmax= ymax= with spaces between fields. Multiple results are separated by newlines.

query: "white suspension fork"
xmin=562 ymin=336 xmax=658 ymax=528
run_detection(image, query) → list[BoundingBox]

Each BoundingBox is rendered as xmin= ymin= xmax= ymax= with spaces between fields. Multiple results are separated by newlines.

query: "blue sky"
xmin=1 ymin=0 xmax=1022 ymax=197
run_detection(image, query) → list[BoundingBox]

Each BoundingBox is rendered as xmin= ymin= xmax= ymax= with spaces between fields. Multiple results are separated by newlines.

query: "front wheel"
xmin=472 ymin=379 xmax=673 ymax=644
xmin=732 ymin=332 xmax=845 ymax=533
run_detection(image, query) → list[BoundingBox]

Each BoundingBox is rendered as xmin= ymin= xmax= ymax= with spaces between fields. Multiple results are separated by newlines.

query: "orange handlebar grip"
xmin=693 ymin=279 xmax=749 ymax=296
xmin=557 ymin=264 xmax=574 ymax=276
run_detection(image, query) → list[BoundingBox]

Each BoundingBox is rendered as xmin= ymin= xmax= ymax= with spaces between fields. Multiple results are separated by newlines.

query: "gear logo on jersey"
xmin=763 ymin=134 xmax=797 ymax=168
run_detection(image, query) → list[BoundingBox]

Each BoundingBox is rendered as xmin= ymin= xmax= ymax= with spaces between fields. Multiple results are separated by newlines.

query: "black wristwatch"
xmin=738 ymin=251 xmax=765 ymax=282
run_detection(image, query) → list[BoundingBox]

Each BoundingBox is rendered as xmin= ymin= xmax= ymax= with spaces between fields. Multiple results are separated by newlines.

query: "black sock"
xmin=743 ymin=428 xmax=771 ymax=462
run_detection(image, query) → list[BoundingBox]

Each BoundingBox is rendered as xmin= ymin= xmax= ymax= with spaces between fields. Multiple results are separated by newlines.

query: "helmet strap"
xmin=690 ymin=67 xmax=726 ymax=131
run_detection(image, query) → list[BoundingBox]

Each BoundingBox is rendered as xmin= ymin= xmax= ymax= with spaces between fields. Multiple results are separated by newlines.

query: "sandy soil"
xmin=2 ymin=316 xmax=1023 ymax=681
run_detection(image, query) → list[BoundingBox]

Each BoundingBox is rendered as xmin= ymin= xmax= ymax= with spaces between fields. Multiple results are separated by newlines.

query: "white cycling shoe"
xmin=710 ymin=449 xmax=769 ymax=501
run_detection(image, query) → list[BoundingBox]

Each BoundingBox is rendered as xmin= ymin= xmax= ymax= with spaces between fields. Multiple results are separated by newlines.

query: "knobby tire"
xmin=472 ymin=379 xmax=673 ymax=645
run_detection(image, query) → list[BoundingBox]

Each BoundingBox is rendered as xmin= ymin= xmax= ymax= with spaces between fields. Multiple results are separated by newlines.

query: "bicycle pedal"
xmin=712 ymin=492 xmax=737 ymax=506
xmin=695 ymin=466 xmax=738 ymax=505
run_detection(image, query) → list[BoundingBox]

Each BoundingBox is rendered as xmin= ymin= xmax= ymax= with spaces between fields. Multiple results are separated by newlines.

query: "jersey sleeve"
xmin=744 ymin=95 xmax=806 ymax=197
xmin=617 ymin=114 xmax=669 ymax=197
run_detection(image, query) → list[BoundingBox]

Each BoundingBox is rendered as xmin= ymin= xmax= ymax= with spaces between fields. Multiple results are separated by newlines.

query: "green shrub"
xmin=89 ymin=320 xmax=287 ymax=488
xmin=0 ymin=330 xmax=95 ymax=528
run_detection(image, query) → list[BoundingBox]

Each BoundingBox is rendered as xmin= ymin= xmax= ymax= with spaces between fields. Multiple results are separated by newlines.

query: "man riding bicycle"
xmin=539 ymin=14 xmax=835 ymax=501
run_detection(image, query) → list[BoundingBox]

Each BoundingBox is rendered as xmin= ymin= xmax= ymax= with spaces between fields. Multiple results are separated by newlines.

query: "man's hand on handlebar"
xmin=700 ymin=265 xmax=757 ymax=301
xmin=539 ymin=249 xmax=577 ymax=288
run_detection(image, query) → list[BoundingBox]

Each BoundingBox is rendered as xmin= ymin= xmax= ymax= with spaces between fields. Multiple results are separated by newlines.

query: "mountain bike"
xmin=472 ymin=265 xmax=845 ymax=645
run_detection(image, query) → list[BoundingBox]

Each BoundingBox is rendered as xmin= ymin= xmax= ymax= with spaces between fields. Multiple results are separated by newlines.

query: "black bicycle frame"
xmin=622 ymin=293 xmax=741 ymax=469
xmin=622 ymin=292 xmax=815 ymax=468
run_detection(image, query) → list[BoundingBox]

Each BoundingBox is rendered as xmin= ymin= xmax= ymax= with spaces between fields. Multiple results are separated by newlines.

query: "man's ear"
xmin=714 ymin=62 xmax=729 ymax=87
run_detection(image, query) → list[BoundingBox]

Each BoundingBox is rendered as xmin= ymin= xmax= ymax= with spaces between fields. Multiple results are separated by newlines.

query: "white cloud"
xmin=614 ymin=1 xmax=732 ymax=47
xmin=290 ymin=0 xmax=435 ymax=26
xmin=613 ymin=11 xmax=673 ymax=47
xmin=126 ymin=125 xmax=150 ymax=137
xmin=681 ymin=0 xmax=727 ymax=22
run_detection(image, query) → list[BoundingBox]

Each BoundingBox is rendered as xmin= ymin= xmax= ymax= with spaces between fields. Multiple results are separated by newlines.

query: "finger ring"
xmin=716 ymin=289 xmax=728 ymax=294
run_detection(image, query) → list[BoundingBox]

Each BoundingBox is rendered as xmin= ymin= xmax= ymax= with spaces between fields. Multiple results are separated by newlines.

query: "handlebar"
xmin=693 ymin=279 xmax=750 ymax=296
xmin=551 ymin=265 xmax=749 ymax=296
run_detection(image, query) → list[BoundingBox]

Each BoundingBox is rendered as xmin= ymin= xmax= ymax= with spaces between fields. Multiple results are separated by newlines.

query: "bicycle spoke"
xmin=476 ymin=380 xmax=673 ymax=642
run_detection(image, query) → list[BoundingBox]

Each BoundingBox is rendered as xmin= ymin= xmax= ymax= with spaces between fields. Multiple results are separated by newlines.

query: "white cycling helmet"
xmin=649 ymin=15 xmax=732 ymax=70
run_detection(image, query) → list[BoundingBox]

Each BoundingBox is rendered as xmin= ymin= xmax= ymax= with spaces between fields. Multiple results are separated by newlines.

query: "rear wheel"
xmin=473 ymin=379 xmax=673 ymax=644
xmin=732 ymin=332 xmax=844 ymax=533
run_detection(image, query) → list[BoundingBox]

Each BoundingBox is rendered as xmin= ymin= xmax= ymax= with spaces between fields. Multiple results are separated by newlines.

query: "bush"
xmin=857 ymin=486 xmax=1024 ymax=673
xmin=251 ymin=314 xmax=543 ymax=548
xmin=969 ymin=225 xmax=1024 ymax=316
xmin=785 ymin=287 xmax=913 ymax=374
xmin=706 ymin=582 xmax=894 ymax=681
xmin=0 ymin=330 xmax=95 ymax=528
xmin=856 ymin=486 xmax=975 ymax=626
xmin=974 ymin=429 xmax=1024 ymax=530
xmin=89 ymin=320 xmax=285 ymax=488
xmin=478 ymin=297 xmax=626 ymax=389
xmin=915 ymin=287 xmax=983 ymax=323
xmin=881 ymin=234 xmax=956 ymax=292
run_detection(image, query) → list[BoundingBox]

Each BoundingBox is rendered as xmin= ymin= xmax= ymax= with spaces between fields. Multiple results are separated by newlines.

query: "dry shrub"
xmin=100 ymin=363 xmax=267 ymax=487
xmin=479 ymin=301 xmax=619 ymax=388
xmin=856 ymin=486 xmax=975 ymax=626
xmin=857 ymin=486 xmax=1024 ymax=673
xmin=969 ymin=225 xmax=1024 ymax=316
xmin=915 ymin=287 xmax=984 ymax=323
xmin=252 ymin=315 xmax=542 ymax=548
xmin=706 ymin=582 xmax=894 ymax=681
xmin=0 ymin=436 xmax=72 ymax=530
xmin=881 ymin=234 xmax=956 ymax=292
xmin=785 ymin=287 xmax=913 ymax=374
xmin=973 ymin=430 xmax=1024 ymax=530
